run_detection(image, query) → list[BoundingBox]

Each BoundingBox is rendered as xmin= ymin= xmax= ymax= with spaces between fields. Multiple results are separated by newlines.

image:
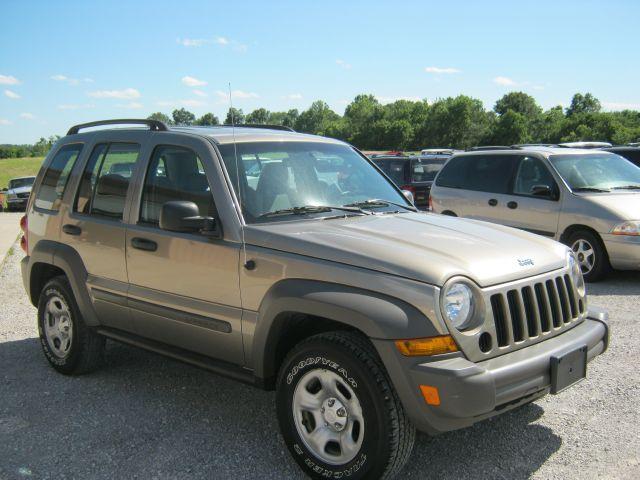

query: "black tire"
xmin=276 ymin=331 xmax=415 ymax=479
xmin=565 ymin=230 xmax=610 ymax=282
xmin=37 ymin=276 xmax=105 ymax=375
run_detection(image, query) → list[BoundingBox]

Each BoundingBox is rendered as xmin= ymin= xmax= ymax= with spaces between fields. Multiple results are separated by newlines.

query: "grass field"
xmin=0 ymin=157 xmax=45 ymax=188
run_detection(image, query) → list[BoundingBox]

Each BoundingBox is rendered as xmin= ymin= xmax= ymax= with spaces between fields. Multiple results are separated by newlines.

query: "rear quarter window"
xmin=34 ymin=143 xmax=84 ymax=211
xmin=435 ymin=155 xmax=517 ymax=194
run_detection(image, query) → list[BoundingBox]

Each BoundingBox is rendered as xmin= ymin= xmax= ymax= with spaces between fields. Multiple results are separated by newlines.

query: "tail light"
xmin=19 ymin=214 xmax=28 ymax=254
xmin=401 ymin=185 xmax=417 ymax=194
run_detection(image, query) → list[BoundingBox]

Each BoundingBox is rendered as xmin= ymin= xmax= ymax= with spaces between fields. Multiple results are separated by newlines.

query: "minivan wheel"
xmin=276 ymin=331 xmax=415 ymax=479
xmin=566 ymin=230 xmax=609 ymax=282
xmin=37 ymin=276 xmax=105 ymax=375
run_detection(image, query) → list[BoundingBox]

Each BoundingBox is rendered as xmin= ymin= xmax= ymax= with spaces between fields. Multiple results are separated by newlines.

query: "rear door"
xmin=125 ymin=133 xmax=243 ymax=365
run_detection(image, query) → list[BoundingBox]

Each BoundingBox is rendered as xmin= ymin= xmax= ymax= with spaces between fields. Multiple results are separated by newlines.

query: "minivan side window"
xmin=75 ymin=143 xmax=140 ymax=219
xmin=435 ymin=155 xmax=517 ymax=194
xmin=513 ymin=156 xmax=557 ymax=197
xmin=139 ymin=145 xmax=215 ymax=225
xmin=34 ymin=143 xmax=84 ymax=211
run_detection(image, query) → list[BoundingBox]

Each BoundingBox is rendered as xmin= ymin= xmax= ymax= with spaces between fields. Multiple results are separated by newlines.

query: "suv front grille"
xmin=17 ymin=192 xmax=30 ymax=199
xmin=489 ymin=274 xmax=584 ymax=348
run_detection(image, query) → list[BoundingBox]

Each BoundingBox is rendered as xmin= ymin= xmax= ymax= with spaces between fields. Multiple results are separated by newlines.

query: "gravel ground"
xmin=0 ymin=243 xmax=638 ymax=480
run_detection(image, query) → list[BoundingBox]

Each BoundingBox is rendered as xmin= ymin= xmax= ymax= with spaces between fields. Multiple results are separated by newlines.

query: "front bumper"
xmin=373 ymin=306 xmax=609 ymax=435
xmin=6 ymin=198 xmax=28 ymax=209
xmin=602 ymin=233 xmax=640 ymax=270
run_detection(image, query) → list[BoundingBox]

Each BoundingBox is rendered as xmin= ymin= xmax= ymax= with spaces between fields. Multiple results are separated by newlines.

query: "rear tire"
xmin=276 ymin=331 xmax=415 ymax=479
xmin=37 ymin=276 xmax=105 ymax=375
xmin=566 ymin=230 xmax=610 ymax=282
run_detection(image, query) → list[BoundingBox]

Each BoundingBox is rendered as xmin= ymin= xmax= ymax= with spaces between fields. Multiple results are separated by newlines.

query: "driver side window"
xmin=513 ymin=156 xmax=557 ymax=198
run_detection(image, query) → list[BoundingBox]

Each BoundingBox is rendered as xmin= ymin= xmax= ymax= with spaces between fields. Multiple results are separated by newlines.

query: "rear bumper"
xmin=602 ymin=233 xmax=640 ymax=270
xmin=373 ymin=306 xmax=609 ymax=435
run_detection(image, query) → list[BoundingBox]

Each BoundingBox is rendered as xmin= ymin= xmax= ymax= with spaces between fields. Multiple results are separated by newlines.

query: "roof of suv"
xmin=458 ymin=146 xmax=612 ymax=157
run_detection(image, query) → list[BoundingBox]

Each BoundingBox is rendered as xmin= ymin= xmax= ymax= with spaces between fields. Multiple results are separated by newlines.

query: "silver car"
xmin=430 ymin=147 xmax=640 ymax=281
xmin=3 ymin=176 xmax=36 ymax=211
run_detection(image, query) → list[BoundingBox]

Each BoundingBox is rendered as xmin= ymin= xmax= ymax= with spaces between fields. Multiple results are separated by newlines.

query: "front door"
xmin=125 ymin=137 xmax=243 ymax=365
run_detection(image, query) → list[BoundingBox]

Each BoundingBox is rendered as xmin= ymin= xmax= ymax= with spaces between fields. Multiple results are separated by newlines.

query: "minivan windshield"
xmin=9 ymin=177 xmax=35 ymax=189
xmin=549 ymin=153 xmax=640 ymax=191
xmin=218 ymin=141 xmax=412 ymax=223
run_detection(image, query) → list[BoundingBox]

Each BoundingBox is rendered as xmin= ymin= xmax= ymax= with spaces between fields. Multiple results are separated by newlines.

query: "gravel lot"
xmin=1 ymin=242 xmax=638 ymax=480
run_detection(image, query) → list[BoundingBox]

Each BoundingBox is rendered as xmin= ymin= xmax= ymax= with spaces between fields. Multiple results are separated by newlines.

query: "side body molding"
xmin=251 ymin=279 xmax=439 ymax=382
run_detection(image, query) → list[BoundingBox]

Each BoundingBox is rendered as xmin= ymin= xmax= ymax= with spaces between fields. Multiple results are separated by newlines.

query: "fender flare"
xmin=252 ymin=279 xmax=439 ymax=382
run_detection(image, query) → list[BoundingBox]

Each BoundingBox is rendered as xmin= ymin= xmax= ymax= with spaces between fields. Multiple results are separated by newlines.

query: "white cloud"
xmin=4 ymin=89 xmax=20 ymax=99
xmin=51 ymin=74 xmax=93 ymax=86
xmin=0 ymin=118 xmax=11 ymax=125
xmin=283 ymin=93 xmax=303 ymax=100
xmin=215 ymin=90 xmax=259 ymax=101
xmin=336 ymin=59 xmax=352 ymax=70
xmin=176 ymin=37 xmax=209 ymax=47
xmin=57 ymin=103 xmax=95 ymax=110
xmin=19 ymin=112 xmax=35 ymax=119
xmin=493 ymin=76 xmax=517 ymax=86
xmin=117 ymin=102 xmax=144 ymax=109
xmin=88 ymin=88 xmax=140 ymax=99
xmin=181 ymin=99 xmax=206 ymax=107
xmin=424 ymin=66 xmax=460 ymax=74
xmin=182 ymin=76 xmax=207 ymax=87
xmin=0 ymin=74 xmax=20 ymax=85
xmin=602 ymin=102 xmax=640 ymax=111
xmin=215 ymin=36 xmax=229 ymax=45
xmin=156 ymin=100 xmax=174 ymax=107
xmin=377 ymin=95 xmax=423 ymax=104
xmin=192 ymin=89 xmax=208 ymax=97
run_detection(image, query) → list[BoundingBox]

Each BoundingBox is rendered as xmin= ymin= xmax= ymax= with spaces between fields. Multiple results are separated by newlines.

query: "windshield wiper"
xmin=344 ymin=199 xmax=417 ymax=212
xmin=258 ymin=205 xmax=371 ymax=218
xmin=612 ymin=185 xmax=640 ymax=190
xmin=572 ymin=187 xmax=611 ymax=193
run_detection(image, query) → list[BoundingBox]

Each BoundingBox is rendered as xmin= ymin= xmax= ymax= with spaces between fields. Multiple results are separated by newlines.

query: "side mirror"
xmin=159 ymin=201 xmax=217 ymax=235
xmin=530 ymin=184 xmax=555 ymax=198
xmin=402 ymin=189 xmax=415 ymax=205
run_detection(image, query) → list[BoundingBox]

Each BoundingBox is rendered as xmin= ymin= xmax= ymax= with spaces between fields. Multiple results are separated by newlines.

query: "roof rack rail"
xmin=221 ymin=124 xmax=295 ymax=132
xmin=67 ymin=119 xmax=169 ymax=135
xmin=466 ymin=145 xmax=516 ymax=151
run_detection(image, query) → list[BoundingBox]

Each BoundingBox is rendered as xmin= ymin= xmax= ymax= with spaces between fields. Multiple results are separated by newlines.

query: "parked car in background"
xmin=372 ymin=154 xmax=451 ymax=210
xmin=430 ymin=147 xmax=640 ymax=281
xmin=2 ymin=176 xmax=36 ymax=212
xmin=602 ymin=146 xmax=640 ymax=168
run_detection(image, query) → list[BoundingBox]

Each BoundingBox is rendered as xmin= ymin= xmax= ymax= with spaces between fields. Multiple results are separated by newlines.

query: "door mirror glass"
xmin=159 ymin=201 xmax=217 ymax=234
xmin=402 ymin=189 xmax=415 ymax=205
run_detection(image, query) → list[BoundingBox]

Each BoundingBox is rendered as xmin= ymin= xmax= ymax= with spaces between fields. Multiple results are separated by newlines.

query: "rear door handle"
xmin=62 ymin=224 xmax=82 ymax=236
xmin=507 ymin=201 xmax=518 ymax=209
xmin=131 ymin=237 xmax=158 ymax=252
xmin=488 ymin=198 xmax=498 ymax=206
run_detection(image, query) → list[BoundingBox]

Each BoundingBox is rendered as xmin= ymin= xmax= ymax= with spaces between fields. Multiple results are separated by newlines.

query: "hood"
xmin=580 ymin=192 xmax=640 ymax=220
xmin=245 ymin=213 xmax=568 ymax=287
xmin=7 ymin=186 xmax=32 ymax=195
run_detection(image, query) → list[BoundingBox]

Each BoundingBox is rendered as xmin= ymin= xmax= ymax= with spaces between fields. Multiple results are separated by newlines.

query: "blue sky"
xmin=1 ymin=0 xmax=639 ymax=144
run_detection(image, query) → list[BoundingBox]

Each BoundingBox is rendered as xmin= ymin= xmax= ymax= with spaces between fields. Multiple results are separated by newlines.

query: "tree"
xmin=295 ymin=101 xmax=340 ymax=135
xmin=268 ymin=109 xmax=299 ymax=128
xmin=567 ymin=93 xmax=601 ymax=116
xmin=494 ymin=92 xmax=542 ymax=118
xmin=147 ymin=112 xmax=172 ymax=125
xmin=224 ymin=107 xmax=245 ymax=125
xmin=343 ymin=94 xmax=383 ymax=148
xmin=490 ymin=110 xmax=530 ymax=145
xmin=246 ymin=108 xmax=270 ymax=124
xmin=172 ymin=108 xmax=196 ymax=125
xmin=195 ymin=113 xmax=220 ymax=126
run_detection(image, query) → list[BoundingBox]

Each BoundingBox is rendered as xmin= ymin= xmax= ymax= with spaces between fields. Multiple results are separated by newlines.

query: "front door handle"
xmin=507 ymin=201 xmax=518 ymax=209
xmin=62 ymin=224 xmax=82 ymax=236
xmin=131 ymin=237 xmax=158 ymax=252
xmin=488 ymin=198 xmax=498 ymax=206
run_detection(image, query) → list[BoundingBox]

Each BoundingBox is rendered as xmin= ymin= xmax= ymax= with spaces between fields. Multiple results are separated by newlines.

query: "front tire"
xmin=566 ymin=230 xmax=610 ymax=282
xmin=37 ymin=276 xmax=105 ymax=375
xmin=276 ymin=331 xmax=415 ymax=479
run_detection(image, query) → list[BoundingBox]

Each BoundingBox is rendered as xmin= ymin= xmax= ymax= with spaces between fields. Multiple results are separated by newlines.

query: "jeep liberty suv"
xmin=20 ymin=119 xmax=610 ymax=479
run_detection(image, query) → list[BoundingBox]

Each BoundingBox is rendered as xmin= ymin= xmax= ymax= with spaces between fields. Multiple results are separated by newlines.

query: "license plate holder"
xmin=550 ymin=345 xmax=587 ymax=394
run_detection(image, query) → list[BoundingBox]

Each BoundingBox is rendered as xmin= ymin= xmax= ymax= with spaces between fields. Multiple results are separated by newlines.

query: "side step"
xmin=96 ymin=327 xmax=261 ymax=388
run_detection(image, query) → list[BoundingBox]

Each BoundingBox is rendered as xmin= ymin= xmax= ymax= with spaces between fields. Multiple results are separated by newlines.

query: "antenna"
xmin=229 ymin=83 xmax=250 ymax=269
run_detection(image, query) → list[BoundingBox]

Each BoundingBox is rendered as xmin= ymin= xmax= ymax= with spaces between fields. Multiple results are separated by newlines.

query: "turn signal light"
xmin=394 ymin=335 xmax=458 ymax=356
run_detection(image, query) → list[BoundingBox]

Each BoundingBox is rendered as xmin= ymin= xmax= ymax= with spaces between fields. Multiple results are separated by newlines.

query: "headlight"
xmin=567 ymin=251 xmax=586 ymax=297
xmin=441 ymin=282 xmax=475 ymax=330
xmin=612 ymin=220 xmax=640 ymax=236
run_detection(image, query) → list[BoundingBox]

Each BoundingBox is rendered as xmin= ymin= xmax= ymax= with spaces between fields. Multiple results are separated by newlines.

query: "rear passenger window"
xmin=34 ymin=143 xmax=83 ymax=211
xmin=75 ymin=143 xmax=140 ymax=219
xmin=435 ymin=155 xmax=516 ymax=194
xmin=139 ymin=145 xmax=215 ymax=225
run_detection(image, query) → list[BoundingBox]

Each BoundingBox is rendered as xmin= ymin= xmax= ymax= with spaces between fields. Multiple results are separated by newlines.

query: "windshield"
xmin=218 ymin=141 xmax=410 ymax=223
xmin=9 ymin=177 xmax=35 ymax=189
xmin=411 ymin=158 xmax=448 ymax=182
xmin=549 ymin=153 xmax=640 ymax=191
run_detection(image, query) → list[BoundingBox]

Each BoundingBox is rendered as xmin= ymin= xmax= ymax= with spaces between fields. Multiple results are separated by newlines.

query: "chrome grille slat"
xmin=488 ymin=271 xmax=583 ymax=351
